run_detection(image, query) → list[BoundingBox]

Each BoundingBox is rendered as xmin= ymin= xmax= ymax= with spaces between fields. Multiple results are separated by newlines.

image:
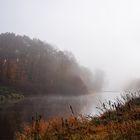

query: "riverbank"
xmin=16 ymin=91 xmax=140 ymax=140
xmin=0 ymin=86 xmax=24 ymax=105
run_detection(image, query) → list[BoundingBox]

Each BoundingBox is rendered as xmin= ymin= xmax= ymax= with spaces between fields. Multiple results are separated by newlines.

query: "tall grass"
xmin=16 ymin=91 xmax=140 ymax=140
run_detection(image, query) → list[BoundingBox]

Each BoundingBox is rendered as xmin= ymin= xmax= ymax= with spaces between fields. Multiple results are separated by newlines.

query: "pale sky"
xmin=1 ymin=0 xmax=140 ymax=90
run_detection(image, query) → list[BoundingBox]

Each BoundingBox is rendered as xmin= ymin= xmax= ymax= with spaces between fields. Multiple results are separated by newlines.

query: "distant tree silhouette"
xmin=0 ymin=33 xmax=104 ymax=95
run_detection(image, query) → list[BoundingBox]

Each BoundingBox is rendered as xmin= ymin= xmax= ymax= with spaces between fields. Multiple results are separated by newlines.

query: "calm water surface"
xmin=0 ymin=91 xmax=122 ymax=140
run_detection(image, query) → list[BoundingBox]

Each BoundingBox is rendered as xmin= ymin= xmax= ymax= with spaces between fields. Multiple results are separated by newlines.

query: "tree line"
xmin=0 ymin=33 xmax=104 ymax=95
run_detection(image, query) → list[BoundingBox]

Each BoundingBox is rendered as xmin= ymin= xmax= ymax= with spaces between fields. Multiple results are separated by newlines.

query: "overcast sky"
xmin=1 ymin=0 xmax=140 ymax=90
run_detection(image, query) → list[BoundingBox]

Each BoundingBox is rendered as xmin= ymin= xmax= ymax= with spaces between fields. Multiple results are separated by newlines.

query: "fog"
xmin=1 ymin=1 xmax=140 ymax=139
xmin=1 ymin=0 xmax=140 ymax=90
xmin=0 ymin=0 xmax=139 ymax=129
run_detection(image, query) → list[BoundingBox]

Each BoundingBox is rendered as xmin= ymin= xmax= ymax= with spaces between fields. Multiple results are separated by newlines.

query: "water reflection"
xmin=0 ymin=92 xmax=121 ymax=140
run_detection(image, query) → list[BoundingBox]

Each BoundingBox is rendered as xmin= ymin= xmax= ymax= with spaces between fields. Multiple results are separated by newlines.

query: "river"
xmin=0 ymin=91 xmax=122 ymax=140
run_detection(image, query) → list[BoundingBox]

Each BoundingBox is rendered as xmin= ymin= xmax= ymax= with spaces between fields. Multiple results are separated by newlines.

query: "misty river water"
xmin=0 ymin=91 xmax=122 ymax=140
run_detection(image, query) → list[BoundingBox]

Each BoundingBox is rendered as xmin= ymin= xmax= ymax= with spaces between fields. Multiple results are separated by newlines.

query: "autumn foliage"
xmin=0 ymin=33 xmax=103 ymax=95
xmin=16 ymin=92 xmax=140 ymax=140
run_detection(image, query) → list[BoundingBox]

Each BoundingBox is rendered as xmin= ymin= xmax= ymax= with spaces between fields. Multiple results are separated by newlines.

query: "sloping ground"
xmin=16 ymin=92 xmax=140 ymax=140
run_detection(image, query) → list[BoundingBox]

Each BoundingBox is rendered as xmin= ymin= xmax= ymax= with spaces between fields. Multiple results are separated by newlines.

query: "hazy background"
xmin=1 ymin=0 xmax=140 ymax=90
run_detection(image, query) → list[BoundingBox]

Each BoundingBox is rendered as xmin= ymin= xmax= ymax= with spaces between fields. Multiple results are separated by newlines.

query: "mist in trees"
xmin=124 ymin=79 xmax=140 ymax=91
xmin=0 ymin=33 xmax=104 ymax=95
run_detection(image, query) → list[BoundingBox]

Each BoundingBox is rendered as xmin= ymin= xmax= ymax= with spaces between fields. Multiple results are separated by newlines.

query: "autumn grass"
xmin=16 ymin=91 xmax=140 ymax=140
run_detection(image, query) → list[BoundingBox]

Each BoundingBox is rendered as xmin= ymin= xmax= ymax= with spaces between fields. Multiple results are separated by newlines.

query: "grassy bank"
xmin=0 ymin=86 xmax=24 ymax=104
xmin=16 ymin=92 xmax=140 ymax=140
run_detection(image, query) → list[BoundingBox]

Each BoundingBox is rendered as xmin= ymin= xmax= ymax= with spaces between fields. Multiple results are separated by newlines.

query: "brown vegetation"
xmin=16 ymin=92 xmax=140 ymax=140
